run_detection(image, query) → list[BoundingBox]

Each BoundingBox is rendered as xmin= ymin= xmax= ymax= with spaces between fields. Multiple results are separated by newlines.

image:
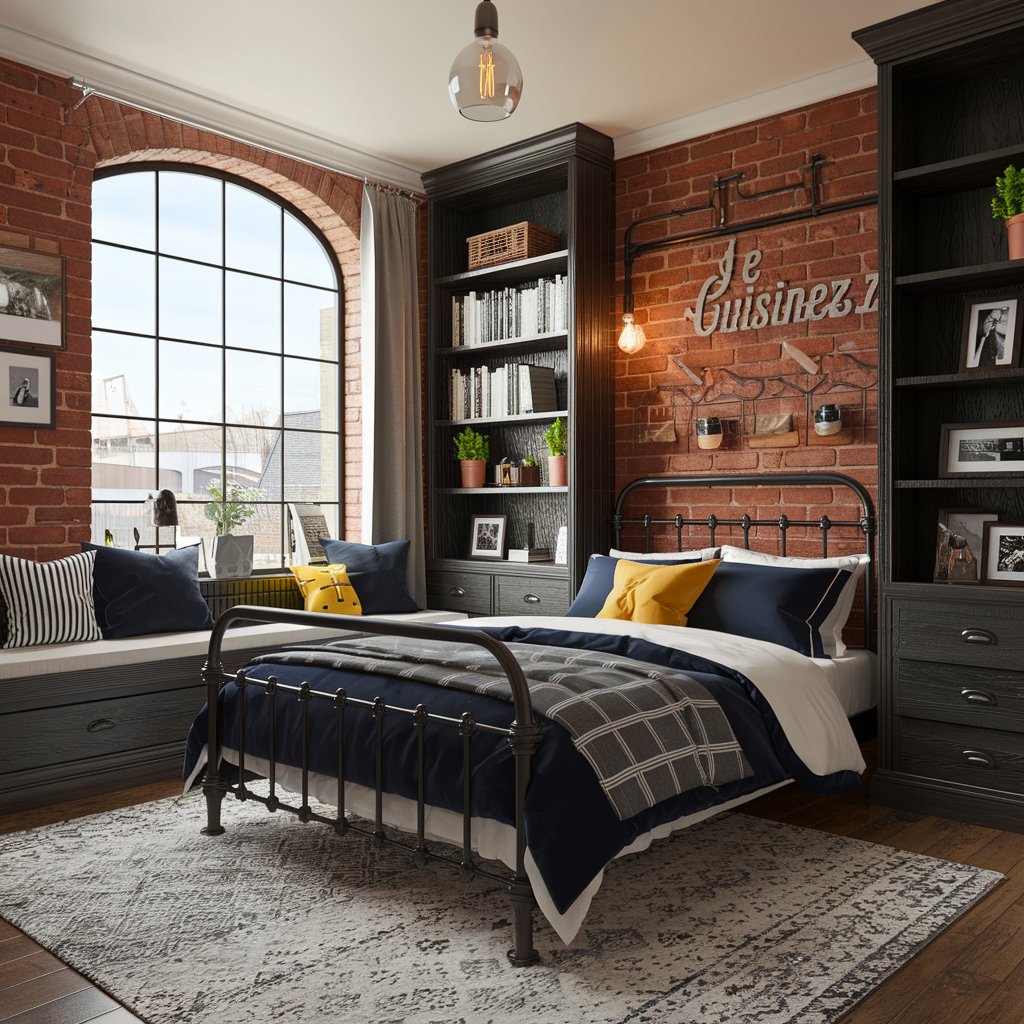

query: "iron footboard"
xmin=200 ymin=605 xmax=544 ymax=967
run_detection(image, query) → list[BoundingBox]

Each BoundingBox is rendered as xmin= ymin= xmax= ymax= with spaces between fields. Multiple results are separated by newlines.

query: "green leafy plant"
xmin=453 ymin=426 xmax=489 ymax=462
xmin=521 ymin=453 xmax=537 ymax=468
xmin=543 ymin=417 xmax=567 ymax=457
xmin=204 ymin=482 xmax=261 ymax=535
xmin=992 ymin=165 xmax=1024 ymax=220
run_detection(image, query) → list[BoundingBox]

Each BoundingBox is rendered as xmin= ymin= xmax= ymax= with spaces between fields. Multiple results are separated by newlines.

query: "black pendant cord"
xmin=621 ymin=153 xmax=878 ymax=317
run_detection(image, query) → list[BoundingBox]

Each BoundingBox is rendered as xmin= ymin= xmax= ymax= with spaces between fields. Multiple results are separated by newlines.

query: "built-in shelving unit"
xmin=422 ymin=124 xmax=614 ymax=616
xmin=856 ymin=0 xmax=1024 ymax=833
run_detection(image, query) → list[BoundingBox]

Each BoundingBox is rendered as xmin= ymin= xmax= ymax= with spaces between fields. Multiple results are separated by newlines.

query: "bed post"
xmin=506 ymin=717 xmax=544 ymax=967
xmin=200 ymin=623 xmax=228 ymax=836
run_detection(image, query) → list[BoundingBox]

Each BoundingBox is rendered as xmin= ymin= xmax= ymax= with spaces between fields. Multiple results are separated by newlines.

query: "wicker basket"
xmin=466 ymin=221 xmax=561 ymax=270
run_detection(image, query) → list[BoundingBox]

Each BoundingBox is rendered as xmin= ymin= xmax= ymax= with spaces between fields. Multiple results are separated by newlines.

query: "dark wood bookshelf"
xmin=433 ymin=250 xmax=568 ymax=290
xmin=435 ymin=486 xmax=569 ymax=495
xmin=894 ymin=477 xmax=1024 ymax=488
xmin=895 ymin=368 xmax=1024 ymax=389
xmin=437 ymin=410 xmax=568 ymax=428
xmin=435 ymin=332 xmax=568 ymax=358
xmin=893 ymin=143 xmax=1024 ymax=194
xmin=895 ymin=259 xmax=1024 ymax=294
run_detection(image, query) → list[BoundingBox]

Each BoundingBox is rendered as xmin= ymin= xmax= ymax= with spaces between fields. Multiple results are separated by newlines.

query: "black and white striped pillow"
xmin=0 ymin=551 xmax=102 ymax=649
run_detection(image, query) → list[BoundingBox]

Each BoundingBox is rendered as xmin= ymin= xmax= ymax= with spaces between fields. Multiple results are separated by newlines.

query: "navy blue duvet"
xmin=183 ymin=627 xmax=860 ymax=914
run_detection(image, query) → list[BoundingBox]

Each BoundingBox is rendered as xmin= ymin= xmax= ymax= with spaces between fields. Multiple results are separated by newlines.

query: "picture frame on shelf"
xmin=933 ymin=508 xmax=998 ymax=583
xmin=0 ymin=349 xmax=55 ymax=429
xmin=981 ymin=522 xmax=1024 ymax=586
xmin=469 ymin=514 xmax=507 ymax=559
xmin=960 ymin=297 xmax=1021 ymax=371
xmin=0 ymin=245 xmax=65 ymax=350
xmin=939 ymin=421 xmax=1024 ymax=476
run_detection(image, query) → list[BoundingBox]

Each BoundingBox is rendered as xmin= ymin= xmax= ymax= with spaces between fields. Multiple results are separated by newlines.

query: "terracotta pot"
xmin=547 ymin=455 xmax=567 ymax=487
xmin=1008 ymin=213 xmax=1024 ymax=261
xmin=460 ymin=459 xmax=486 ymax=488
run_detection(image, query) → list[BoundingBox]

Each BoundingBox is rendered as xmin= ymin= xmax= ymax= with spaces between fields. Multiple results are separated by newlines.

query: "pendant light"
xmin=448 ymin=1 xmax=523 ymax=121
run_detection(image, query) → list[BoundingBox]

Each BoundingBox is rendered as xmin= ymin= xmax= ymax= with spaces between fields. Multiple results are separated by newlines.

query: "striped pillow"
xmin=0 ymin=551 xmax=102 ymax=649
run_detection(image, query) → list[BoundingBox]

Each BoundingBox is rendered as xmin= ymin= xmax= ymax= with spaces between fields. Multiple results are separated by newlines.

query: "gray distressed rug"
xmin=0 ymin=790 xmax=1001 ymax=1024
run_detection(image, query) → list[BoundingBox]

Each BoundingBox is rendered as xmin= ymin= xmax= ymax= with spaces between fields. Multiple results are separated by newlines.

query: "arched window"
xmin=91 ymin=165 xmax=342 ymax=570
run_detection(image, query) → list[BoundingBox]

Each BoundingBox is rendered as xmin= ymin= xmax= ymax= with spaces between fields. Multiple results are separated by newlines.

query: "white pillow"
xmin=609 ymin=547 xmax=720 ymax=561
xmin=0 ymin=551 xmax=102 ymax=649
xmin=719 ymin=545 xmax=868 ymax=657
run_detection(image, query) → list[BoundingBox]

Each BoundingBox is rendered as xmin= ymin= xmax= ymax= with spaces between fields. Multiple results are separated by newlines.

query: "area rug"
xmin=0 ymin=790 xmax=1001 ymax=1024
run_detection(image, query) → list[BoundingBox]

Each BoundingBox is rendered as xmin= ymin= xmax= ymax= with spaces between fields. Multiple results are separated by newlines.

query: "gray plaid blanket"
xmin=254 ymin=637 xmax=752 ymax=821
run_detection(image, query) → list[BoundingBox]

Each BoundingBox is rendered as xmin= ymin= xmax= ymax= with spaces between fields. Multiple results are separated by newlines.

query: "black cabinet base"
xmin=871 ymin=767 xmax=1024 ymax=834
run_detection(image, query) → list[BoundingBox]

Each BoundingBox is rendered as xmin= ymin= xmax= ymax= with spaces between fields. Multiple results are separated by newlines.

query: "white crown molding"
xmin=0 ymin=23 xmax=425 ymax=193
xmin=613 ymin=59 xmax=878 ymax=161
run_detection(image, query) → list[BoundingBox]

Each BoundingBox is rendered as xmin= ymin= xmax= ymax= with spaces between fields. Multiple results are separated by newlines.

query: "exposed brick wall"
xmin=613 ymin=89 xmax=879 ymax=580
xmin=0 ymin=56 xmax=371 ymax=560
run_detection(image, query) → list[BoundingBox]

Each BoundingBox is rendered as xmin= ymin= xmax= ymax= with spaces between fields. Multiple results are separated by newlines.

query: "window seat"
xmin=0 ymin=609 xmax=466 ymax=815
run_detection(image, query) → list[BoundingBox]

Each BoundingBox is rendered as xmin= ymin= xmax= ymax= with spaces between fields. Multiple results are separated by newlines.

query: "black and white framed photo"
xmin=933 ymin=508 xmax=998 ymax=583
xmin=0 ymin=349 xmax=55 ymax=428
xmin=939 ymin=422 xmax=1024 ymax=476
xmin=469 ymin=514 xmax=507 ymax=559
xmin=0 ymin=245 xmax=65 ymax=350
xmin=960 ymin=297 xmax=1021 ymax=371
xmin=981 ymin=522 xmax=1024 ymax=586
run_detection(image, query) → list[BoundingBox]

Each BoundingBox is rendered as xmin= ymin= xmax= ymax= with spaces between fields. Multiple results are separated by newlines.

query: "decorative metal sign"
xmin=684 ymin=237 xmax=878 ymax=337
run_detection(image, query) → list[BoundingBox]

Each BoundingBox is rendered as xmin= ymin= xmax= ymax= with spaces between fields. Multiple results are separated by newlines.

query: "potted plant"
xmin=204 ymin=482 xmax=260 ymax=578
xmin=453 ymin=426 xmax=489 ymax=488
xmin=544 ymin=418 xmax=568 ymax=487
xmin=992 ymin=164 xmax=1024 ymax=260
xmin=520 ymin=453 xmax=540 ymax=487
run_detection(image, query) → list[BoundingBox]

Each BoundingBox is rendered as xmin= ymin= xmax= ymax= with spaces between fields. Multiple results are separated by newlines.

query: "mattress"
xmin=813 ymin=648 xmax=877 ymax=717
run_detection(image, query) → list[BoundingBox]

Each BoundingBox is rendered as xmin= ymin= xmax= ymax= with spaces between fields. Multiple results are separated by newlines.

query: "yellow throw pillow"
xmin=596 ymin=559 xmax=720 ymax=626
xmin=289 ymin=564 xmax=363 ymax=616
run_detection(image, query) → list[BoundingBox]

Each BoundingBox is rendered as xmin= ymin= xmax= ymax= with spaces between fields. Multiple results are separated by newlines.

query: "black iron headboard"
xmin=611 ymin=472 xmax=876 ymax=649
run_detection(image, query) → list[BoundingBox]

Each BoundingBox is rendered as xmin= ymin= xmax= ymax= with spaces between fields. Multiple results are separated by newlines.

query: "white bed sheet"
xmin=812 ymin=648 xmax=877 ymax=717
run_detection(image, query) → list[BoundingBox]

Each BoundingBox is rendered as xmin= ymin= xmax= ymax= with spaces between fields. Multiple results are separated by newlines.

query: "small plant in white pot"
xmin=544 ymin=418 xmax=568 ymax=487
xmin=453 ymin=426 xmax=489 ymax=488
xmin=992 ymin=165 xmax=1024 ymax=260
xmin=204 ymin=482 xmax=260 ymax=578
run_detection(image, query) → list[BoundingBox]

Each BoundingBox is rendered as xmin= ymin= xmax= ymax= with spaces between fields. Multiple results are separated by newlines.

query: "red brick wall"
xmin=613 ymin=89 xmax=879 ymax=567
xmin=0 ymin=56 xmax=368 ymax=560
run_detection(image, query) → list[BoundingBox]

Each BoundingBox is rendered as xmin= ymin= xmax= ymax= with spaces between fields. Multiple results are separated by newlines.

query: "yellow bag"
xmin=289 ymin=564 xmax=363 ymax=616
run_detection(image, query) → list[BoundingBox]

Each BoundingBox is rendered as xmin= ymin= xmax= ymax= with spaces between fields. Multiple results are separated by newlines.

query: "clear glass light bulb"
xmin=617 ymin=313 xmax=647 ymax=355
xmin=449 ymin=37 xmax=522 ymax=120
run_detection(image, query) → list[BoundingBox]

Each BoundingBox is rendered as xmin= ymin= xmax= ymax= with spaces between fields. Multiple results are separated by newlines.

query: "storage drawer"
xmin=426 ymin=570 xmax=492 ymax=615
xmin=1 ymin=687 xmax=204 ymax=774
xmin=495 ymin=576 xmax=570 ymax=616
xmin=895 ymin=659 xmax=1024 ymax=734
xmin=897 ymin=717 xmax=1024 ymax=794
xmin=892 ymin=598 xmax=1024 ymax=671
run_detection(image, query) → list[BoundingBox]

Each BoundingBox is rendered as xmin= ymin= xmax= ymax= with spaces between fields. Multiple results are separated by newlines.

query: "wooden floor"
xmin=1 ymin=750 xmax=1022 ymax=1023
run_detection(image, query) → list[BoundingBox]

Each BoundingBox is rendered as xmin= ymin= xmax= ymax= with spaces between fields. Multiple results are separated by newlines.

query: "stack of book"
xmin=507 ymin=547 xmax=552 ymax=562
xmin=449 ymin=363 xmax=558 ymax=420
xmin=451 ymin=275 xmax=568 ymax=347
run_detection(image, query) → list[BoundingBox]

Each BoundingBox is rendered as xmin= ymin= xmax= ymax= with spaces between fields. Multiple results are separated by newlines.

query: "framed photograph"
xmin=0 ymin=349 xmax=55 ymax=428
xmin=0 ymin=245 xmax=65 ymax=350
xmin=939 ymin=421 xmax=1024 ymax=476
xmin=933 ymin=508 xmax=998 ymax=583
xmin=981 ymin=522 xmax=1024 ymax=586
xmin=469 ymin=514 xmax=507 ymax=559
xmin=961 ymin=297 xmax=1021 ymax=371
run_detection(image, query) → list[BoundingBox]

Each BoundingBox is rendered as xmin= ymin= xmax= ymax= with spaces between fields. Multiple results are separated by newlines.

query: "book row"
xmin=451 ymin=275 xmax=569 ymax=347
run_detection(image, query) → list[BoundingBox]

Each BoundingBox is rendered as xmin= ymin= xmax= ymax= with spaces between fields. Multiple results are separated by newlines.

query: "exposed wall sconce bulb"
xmin=449 ymin=1 xmax=522 ymax=121
xmin=618 ymin=313 xmax=647 ymax=355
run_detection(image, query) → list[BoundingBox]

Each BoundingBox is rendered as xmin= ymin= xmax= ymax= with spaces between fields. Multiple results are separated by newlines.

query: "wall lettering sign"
xmin=684 ymin=237 xmax=878 ymax=337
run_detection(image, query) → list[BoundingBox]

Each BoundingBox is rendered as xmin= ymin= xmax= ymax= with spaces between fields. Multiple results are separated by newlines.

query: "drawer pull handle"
xmin=87 ymin=718 xmax=116 ymax=733
xmin=523 ymin=593 xmax=541 ymax=604
xmin=448 ymin=586 xmax=466 ymax=598
xmin=961 ymin=628 xmax=996 ymax=646
xmin=961 ymin=689 xmax=996 ymax=706
xmin=962 ymin=749 xmax=995 ymax=769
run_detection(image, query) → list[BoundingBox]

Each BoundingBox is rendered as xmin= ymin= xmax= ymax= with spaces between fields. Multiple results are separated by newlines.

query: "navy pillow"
xmin=685 ymin=561 xmax=851 ymax=658
xmin=83 ymin=543 xmax=214 ymax=638
xmin=318 ymin=538 xmax=418 ymax=614
xmin=567 ymin=554 xmax=701 ymax=618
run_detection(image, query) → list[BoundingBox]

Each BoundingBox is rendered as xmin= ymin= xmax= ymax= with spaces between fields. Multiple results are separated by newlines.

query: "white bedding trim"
xmin=185 ymin=743 xmax=789 ymax=944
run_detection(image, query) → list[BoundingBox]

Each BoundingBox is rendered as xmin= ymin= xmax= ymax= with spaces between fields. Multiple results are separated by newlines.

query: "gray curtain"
xmin=360 ymin=185 xmax=426 ymax=606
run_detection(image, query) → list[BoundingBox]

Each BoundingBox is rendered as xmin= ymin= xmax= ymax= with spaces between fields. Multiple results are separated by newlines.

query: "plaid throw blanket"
xmin=254 ymin=637 xmax=752 ymax=821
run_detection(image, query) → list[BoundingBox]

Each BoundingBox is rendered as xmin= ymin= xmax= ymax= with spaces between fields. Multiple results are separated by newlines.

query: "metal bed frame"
xmin=199 ymin=471 xmax=876 ymax=967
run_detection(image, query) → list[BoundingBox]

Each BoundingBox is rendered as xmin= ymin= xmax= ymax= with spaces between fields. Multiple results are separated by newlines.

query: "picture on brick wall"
xmin=0 ymin=349 xmax=55 ymax=428
xmin=960 ymin=296 xmax=1020 ymax=371
xmin=0 ymin=245 xmax=65 ymax=350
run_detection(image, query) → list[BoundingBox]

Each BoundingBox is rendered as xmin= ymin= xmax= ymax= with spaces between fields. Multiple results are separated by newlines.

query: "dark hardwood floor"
xmin=1 ymin=749 xmax=1022 ymax=1023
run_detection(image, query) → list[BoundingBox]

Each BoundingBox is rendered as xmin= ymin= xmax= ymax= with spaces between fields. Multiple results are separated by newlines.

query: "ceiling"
xmin=0 ymin=0 xmax=931 ymax=190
